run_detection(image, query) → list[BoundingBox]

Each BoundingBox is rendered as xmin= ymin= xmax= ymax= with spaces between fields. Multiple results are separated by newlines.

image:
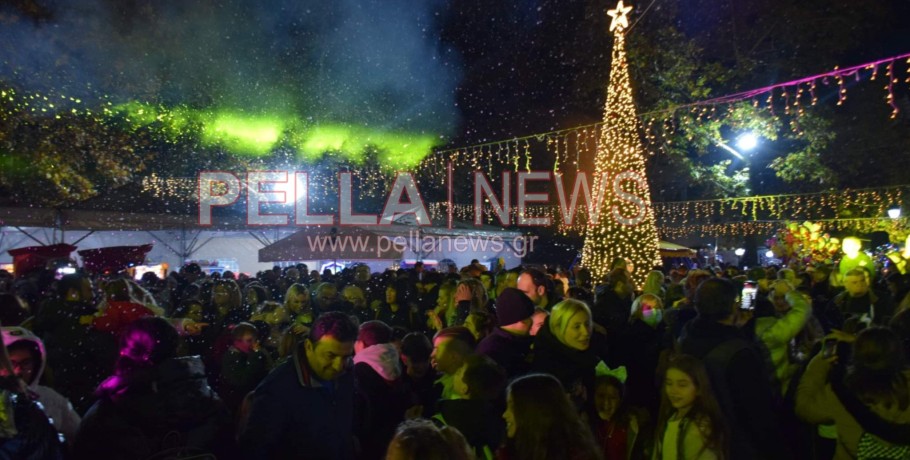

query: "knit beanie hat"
xmin=495 ymin=288 xmax=535 ymax=326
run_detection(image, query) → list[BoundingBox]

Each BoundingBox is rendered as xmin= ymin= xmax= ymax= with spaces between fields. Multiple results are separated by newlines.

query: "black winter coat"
xmin=0 ymin=389 xmax=64 ymax=460
xmin=435 ymin=398 xmax=504 ymax=458
xmin=680 ymin=317 xmax=793 ymax=460
xmin=32 ymin=299 xmax=118 ymax=413
xmin=476 ymin=328 xmax=532 ymax=378
xmin=239 ymin=347 xmax=356 ymax=460
xmin=531 ymin=318 xmax=599 ymax=399
xmin=608 ymin=319 xmax=669 ymax=418
xmin=73 ymin=356 xmax=233 ymax=460
xmin=353 ymin=362 xmax=409 ymax=460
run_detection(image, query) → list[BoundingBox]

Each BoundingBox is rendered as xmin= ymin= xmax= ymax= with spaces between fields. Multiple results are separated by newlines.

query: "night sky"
xmin=1 ymin=0 xmax=461 ymax=137
xmin=1 ymin=0 xmax=909 ymax=183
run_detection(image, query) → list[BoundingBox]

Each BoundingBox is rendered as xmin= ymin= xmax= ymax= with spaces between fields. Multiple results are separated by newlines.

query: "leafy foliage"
xmin=626 ymin=0 xmax=909 ymax=198
xmin=0 ymin=91 xmax=155 ymax=206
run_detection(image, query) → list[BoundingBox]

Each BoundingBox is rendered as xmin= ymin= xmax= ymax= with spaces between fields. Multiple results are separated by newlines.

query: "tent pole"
xmin=185 ymin=230 xmax=201 ymax=256
xmin=188 ymin=236 xmax=215 ymax=255
xmin=70 ymin=231 xmax=95 ymax=246
xmin=248 ymin=231 xmax=272 ymax=247
xmin=54 ymin=209 xmax=64 ymax=244
xmin=0 ymin=228 xmax=25 ymax=255
xmin=179 ymin=227 xmax=190 ymax=261
xmin=12 ymin=226 xmax=46 ymax=246
xmin=146 ymin=231 xmax=185 ymax=259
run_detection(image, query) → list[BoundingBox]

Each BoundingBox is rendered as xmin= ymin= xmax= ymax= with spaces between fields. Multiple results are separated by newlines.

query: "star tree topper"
xmin=607 ymin=0 xmax=633 ymax=32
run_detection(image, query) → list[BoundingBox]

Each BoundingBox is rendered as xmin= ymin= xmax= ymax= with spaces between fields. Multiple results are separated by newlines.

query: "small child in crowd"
xmin=592 ymin=374 xmax=646 ymax=459
xmin=433 ymin=354 xmax=506 ymax=460
xmin=654 ymin=355 xmax=727 ymax=460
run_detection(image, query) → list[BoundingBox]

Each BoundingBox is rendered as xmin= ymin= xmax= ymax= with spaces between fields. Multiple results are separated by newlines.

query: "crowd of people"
xmin=0 ymin=254 xmax=908 ymax=459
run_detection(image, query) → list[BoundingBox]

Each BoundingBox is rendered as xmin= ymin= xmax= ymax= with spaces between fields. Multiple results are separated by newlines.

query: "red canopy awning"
xmin=78 ymin=244 xmax=153 ymax=273
xmin=7 ymin=243 xmax=78 ymax=277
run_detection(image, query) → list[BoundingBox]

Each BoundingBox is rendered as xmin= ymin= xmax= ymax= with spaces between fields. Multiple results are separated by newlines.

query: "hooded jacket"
xmin=753 ymin=291 xmax=813 ymax=393
xmin=353 ymin=343 xmax=408 ymax=460
xmin=1 ymin=327 xmax=81 ymax=445
xmin=353 ymin=343 xmax=401 ymax=382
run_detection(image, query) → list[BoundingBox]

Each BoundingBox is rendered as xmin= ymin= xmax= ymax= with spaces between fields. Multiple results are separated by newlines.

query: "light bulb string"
xmin=430 ymin=50 xmax=910 ymax=158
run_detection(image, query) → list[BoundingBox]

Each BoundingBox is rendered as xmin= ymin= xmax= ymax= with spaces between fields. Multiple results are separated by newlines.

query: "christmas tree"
xmin=581 ymin=0 xmax=661 ymax=286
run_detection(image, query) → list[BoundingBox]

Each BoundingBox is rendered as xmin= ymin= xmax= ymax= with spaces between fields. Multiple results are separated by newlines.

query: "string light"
xmin=416 ymin=52 xmax=909 ymax=185
xmin=886 ymin=61 xmax=899 ymax=118
xmin=4 ymin=29 xmax=908 ymax=217
xmin=835 ymin=67 xmax=847 ymax=106
xmin=423 ymin=185 xmax=907 ymax=235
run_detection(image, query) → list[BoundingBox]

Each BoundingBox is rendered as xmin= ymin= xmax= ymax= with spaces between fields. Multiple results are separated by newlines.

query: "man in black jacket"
xmin=680 ymin=277 xmax=793 ymax=460
xmin=476 ymin=288 xmax=535 ymax=378
xmin=826 ymin=268 xmax=894 ymax=330
xmin=239 ymin=312 xmax=358 ymax=460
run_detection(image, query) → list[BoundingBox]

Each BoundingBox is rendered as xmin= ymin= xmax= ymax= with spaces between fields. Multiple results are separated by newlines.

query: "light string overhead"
xmin=420 ymin=50 xmax=910 ymax=179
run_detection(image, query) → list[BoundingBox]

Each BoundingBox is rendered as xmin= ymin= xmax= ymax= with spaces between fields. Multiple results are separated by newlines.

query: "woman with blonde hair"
xmin=210 ymin=278 xmax=244 ymax=324
xmin=531 ymin=299 xmax=599 ymax=401
xmin=283 ymin=283 xmax=313 ymax=334
xmin=642 ymin=270 xmax=666 ymax=302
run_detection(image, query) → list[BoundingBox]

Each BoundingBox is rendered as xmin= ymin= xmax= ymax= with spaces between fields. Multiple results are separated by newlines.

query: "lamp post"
xmin=716 ymin=132 xmax=758 ymax=161
xmin=717 ymin=132 xmax=759 ymax=267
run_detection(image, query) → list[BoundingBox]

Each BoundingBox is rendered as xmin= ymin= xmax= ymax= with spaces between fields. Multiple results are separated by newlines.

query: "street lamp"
xmin=888 ymin=206 xmax=901 ymax=219
xmin=735 ymin=132 xmax=758 ymax=151
xmin=717 ymin=131 xmax=758 ymax=160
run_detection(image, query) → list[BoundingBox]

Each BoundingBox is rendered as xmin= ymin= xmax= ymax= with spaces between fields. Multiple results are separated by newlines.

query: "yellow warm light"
xmin=607 ymin=0 xmax=633 ymax=32
xmin=581 ymin=0 xmax=662 ymax=287
xmin=842 ymin=237 xmax=862 ymax=258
